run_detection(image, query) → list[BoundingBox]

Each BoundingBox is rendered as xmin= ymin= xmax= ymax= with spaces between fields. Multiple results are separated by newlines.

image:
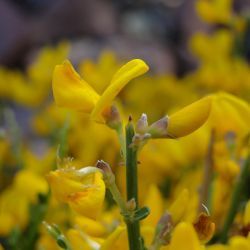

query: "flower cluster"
xmin=0 ymin=1 xmax=249 ymax=249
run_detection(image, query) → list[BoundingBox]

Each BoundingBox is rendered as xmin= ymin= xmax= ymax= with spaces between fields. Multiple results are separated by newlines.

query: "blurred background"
xmin=0 ymin=0 xmax=248 ymax=75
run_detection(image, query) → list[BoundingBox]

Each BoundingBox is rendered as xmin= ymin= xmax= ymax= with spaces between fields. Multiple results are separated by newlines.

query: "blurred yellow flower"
xmin=209 ymin=92 xmax=250 ymax=137
xmin=74 ymin=215 xmax=107 ymax=237
xmin=169 ymin=222 xmax=202 ymax=250
xmin=52 ymin=59 xmax=149 ymax=123
xmin=196 ymin=0 xmax=232 ymax=24
xmin=168 ymin=189 xmax=190 ymax=224
xmin=47 ymin=167 xmax=105 ymax=219
xmin=229 ymin=236 xmax=250 ymax=250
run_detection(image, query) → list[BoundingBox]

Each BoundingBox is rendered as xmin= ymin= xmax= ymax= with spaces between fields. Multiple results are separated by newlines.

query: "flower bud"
xmin=136 ymin=113 xmax=148 ymax=134
xmin=105 ymin=106 xmax=122 ymax=130
xmin=167 ymin=96 xmax=212 ymax=138
xmin=95 ymin=160 xmax=115 ymax=187
xmin=147 ymin=116 xmax=169 ymax=138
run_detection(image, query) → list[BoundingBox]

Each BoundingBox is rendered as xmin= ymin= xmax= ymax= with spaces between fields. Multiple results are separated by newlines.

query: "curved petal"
xmin=52 ymin=60 xmax=100 ymax=112
xmin=91 ymin=59 xmax=149 ymax=123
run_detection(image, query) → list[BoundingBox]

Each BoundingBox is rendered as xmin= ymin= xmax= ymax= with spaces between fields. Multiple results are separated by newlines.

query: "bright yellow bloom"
xmin=169 ymin=222 xmax=202 ymax=250
xmin=52 ymin=59 xmax=149 ymax=123
xmin=209 ymin=92 xmax=250 ymax=136
xmin=52 ymin=60 xmax=100 ymax=112
xmin=47 ymin=168 xmax=105 ymax=219
xmin=167 ymin=95 xmax=212 ymax=138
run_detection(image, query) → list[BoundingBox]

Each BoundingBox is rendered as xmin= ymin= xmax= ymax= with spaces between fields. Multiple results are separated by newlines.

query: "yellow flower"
xmin=209 ymin=92 xmax=250 ymax=137
xmin=52 ymin=59 xmax=149 ymax=123
xmin=47 ymin=167 xmax=105 ymax=219
xmin=196 ymin=0 xmax=232 ymax=24
xmin=167 ymin=95 xmax=213 ymax=138
xmin=169 ymin=222 xmax=202 ymax=250
xmin=13 ymin=170 xmax=48 ymax=202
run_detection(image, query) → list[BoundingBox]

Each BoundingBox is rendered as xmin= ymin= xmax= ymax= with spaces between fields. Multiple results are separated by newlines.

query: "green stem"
xmin=125 ymin=118 xmax=142 ymax=250
xmin=220 ymin=154 xmax=250 ymax=243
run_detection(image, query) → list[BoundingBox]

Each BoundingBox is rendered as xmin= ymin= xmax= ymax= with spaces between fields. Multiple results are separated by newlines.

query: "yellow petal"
xmin=74 ymin=216 xmax=106 ymax=237
xmin=68 ymin=172 xmax=106 ymax=219
xmin=210 ymin=92 xmax=250 ymax=136
xmin=52 ymin=60 xmax=100 ymax=112
xmin=91 ymin=59 xmax=149 ymax=123
xmin=100 ymin=226 xmax=126 ymax=250
xmin=67 ymin=229 xmax=93 ymax=250
xmin=167 ymin=96 xmax=212 ymax=138
xmin=47 ymin=169 xmax=105 ymax=219
xmin=169 ymin=222 xmax=201 ymax=250
xmin=229 ymin=236 xmax=250 ymax=250
xmin=13 ymin=170 xmax=48 ymax=202
xmin=142 ymin=185 xmax=164 ymax=227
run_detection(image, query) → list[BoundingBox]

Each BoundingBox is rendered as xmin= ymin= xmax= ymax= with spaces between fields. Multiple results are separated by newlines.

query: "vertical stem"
xmin=125 ymin=117 xmax=141 ymax=250
xmin=199 ymin=130 xmax=215 ymax=212
xmin=220 ymin=154 xmax=250 ymax=243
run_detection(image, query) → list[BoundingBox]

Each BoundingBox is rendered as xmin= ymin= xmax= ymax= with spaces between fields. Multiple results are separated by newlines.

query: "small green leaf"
xmin=134 ymin=206 xmax=150 ymax=221
xmin=57 ymin=236 xmax=68 ymax=249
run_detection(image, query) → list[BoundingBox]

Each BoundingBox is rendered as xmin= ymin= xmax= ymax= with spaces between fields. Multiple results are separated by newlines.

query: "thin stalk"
xmin=108 ymin=179 xmax=128 ymax=215
xmin=199 ymin=130 xmax=215 ymax=212
xmin=125 ymin=118 xmax=142 ymax=250
xmin=220 ymin=154 xmax=250 ymax=243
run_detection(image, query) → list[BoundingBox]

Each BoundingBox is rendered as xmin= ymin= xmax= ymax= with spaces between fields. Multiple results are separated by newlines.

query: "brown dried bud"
xmin=193 ymin=213 xmax=215 ymax=243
